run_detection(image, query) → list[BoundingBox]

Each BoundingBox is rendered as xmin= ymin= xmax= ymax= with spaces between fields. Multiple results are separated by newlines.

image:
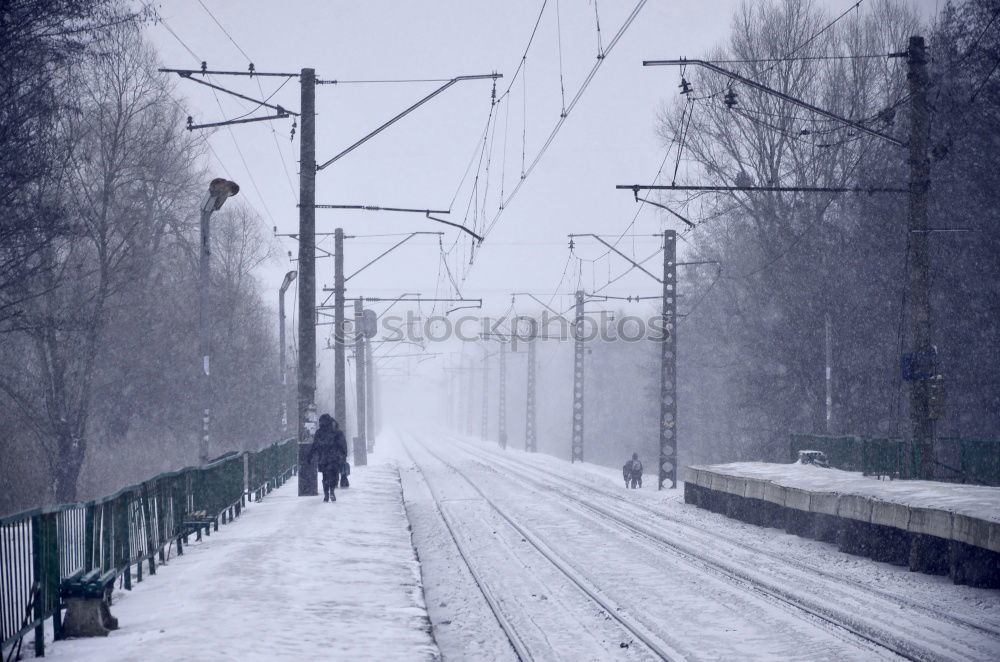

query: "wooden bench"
xmin=59 ymin=569 xmax=119 ymax=637
xmin=182 ymin=509 xmax=217 ymax=542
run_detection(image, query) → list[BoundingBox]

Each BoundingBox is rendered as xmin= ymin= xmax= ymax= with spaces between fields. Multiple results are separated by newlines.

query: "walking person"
xmin=308 ymin=414 xmax=348 ymax=501
xmin=623 ymin=452 xmax=643 ymax=489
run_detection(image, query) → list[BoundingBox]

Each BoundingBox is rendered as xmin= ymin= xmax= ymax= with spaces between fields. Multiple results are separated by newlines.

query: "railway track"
xmin=399 ymin=432 xmax=680 ymax=661
xmin=437 ymin=432 xmax=1000 ymax=662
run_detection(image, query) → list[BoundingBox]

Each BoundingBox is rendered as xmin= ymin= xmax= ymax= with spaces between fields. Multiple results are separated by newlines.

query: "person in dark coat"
xmin=307 ymin=414 xmax=348 ymax=501
xmin=623 ymin=452 xmax=643 ymax=489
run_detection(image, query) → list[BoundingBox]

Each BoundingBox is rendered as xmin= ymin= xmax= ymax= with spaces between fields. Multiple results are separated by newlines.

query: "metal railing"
xmin=790 ymin=433 xmax=1000 ymax=486
xmin=1 ymin=438 xmax=296 ymax=657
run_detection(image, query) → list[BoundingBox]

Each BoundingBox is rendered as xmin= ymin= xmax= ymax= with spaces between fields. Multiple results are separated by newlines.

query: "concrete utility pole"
xmin=297 ymin=68 xmax=318 ymax=496
xmin=466 ymin=354 xmax=477 ymax=436
xmin=365 ymin=328 xmax=376 ymax=450
xmin=906 ymin=36 xmax=936 ymax=480
xmin=198 ymin=178 xmax=239 ymax=465
xmin=825 ymin=312 xmax=833 ymax=434
xmin=353 ymin=298 xmax=368 ymax=466
xmin=481 ymin=349 xmax=490 ymax=441
xmin=334 ymin=228 xmax=347 ymax=430
xmin=659 ymin=230 xmax=678 ymax=489
xmin=498 ymin=340 xmax=508 ymax=449
xmin=279 ymin=270 xmax=297 ymax=436
xmin=525 ymin=338 xmax=537 ymax=452
xmin=571 ymin=289 xmax=585 ymax=463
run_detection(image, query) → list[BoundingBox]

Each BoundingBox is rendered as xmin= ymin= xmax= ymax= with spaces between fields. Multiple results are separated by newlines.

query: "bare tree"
xmin=0 ymin=21 xmax=198 ymax=502
xmin=655 ymin=0 xmax=921 ymax=460
xmin=0 ymin=0 xmax=146 ymax=329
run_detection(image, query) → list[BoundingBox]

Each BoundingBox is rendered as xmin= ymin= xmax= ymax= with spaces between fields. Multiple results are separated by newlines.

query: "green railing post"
xmin=31 ymin=515 xmax=44 ymax=657
xmin=84 ymin=504 xmax=95 ymax=572
xmin=118 ymin=496 xmax=131 ymax=590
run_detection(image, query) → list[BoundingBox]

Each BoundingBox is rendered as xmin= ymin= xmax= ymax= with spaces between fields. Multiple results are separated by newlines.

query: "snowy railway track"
xmin=400 ymin=432 xmax=682 ymax=662
xmin=461 ymin=437 xmax=1000 ymax=642
xmin=442 ymin=433 xmax=1000 ymax=662
xmin=398 ymin=436 xmax=534 ymax=661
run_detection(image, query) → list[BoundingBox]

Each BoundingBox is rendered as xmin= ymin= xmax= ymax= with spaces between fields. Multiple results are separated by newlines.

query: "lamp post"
xmin=199 ymin=178 xmax=239 ymax=465
xmin=279 ymin=270 xmax=297 ymax=436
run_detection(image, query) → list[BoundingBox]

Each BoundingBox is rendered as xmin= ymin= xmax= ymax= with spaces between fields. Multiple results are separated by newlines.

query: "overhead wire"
xmin=482 ymin=0 xmax=649 ymax=240
xmin=158 ymin=15 xmax=279 ymax=225
xmin=194 ymin=1 xmax=298 ymax=207
xmin=593 ymin=0 xmax=605 ymax=59
xmin=556 ymin=0 xmax=567 ymax=115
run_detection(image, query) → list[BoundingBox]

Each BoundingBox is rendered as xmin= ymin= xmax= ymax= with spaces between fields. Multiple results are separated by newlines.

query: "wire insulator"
xmin=724 ymin=88 xmax=738 ymax=108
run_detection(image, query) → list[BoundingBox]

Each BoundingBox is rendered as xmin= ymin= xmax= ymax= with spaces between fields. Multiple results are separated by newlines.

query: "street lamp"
xmin=199 ymin=178 xmax=239 ymax=464
xmin=279 ymin=270 xmax=298 ymax=436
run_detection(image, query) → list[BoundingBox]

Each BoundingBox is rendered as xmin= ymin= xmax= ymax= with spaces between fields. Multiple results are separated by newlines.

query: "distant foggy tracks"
xmin=434 ymin=432 xmax=1000 ymax=662
xmin=400 ymin=431 xmax=681 ymax=662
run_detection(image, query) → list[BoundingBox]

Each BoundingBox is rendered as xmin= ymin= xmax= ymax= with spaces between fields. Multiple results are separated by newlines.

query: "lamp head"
xmin=206 ymin=178 xmax=240 ymax=211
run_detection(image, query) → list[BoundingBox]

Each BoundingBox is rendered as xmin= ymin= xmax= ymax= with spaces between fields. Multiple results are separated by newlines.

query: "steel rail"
xmin=444 ymin=433 xmax=1000 ymax=659
xmin=397 ymin=436 xmax=533 ymax=661
xmin=405 ymin=432 xmax=683 ymax=661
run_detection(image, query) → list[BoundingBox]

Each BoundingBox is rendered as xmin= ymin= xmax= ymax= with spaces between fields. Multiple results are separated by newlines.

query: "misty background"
xmin=4 ymin=0 xmax=996 ymax=515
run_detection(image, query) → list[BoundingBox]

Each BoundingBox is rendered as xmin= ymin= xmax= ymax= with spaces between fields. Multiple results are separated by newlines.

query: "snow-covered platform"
xmin=685 ymin=462 xmax=1000 ymax=588
xmin=44 ymin=466 xmax=438 ymax=661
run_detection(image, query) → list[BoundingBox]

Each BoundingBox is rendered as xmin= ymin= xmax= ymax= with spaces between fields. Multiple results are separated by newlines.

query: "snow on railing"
xmin=0 ymin=438 xmax=296 ymax=657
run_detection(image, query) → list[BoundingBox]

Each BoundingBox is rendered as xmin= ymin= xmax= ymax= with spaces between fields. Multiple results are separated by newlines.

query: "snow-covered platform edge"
xmin=684 ymin=462 xmax=1000 ymax=588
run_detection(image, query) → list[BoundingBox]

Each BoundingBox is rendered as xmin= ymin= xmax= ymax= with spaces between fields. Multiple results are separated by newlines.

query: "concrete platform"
xmin=41 ymin=467 xmax=439 ymax=661
xmin=685 ymin=462 xmax=1000 ymax=589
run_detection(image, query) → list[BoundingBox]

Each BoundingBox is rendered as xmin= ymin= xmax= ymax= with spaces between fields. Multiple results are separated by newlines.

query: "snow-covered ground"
xmin=26 ymin=428 xmax=1000 ymax=661
xmin=388 ymin=428 xmax=1000 ymax=661
xmin=693 ymin=460 xmax=1000 ymax=524
xmin=41 ymin=464 xmax=438 ymax=661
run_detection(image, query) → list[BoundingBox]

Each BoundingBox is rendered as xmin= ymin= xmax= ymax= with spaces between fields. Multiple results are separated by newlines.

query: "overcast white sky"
xmin=145 ymin=0 xmax=941 ymax=389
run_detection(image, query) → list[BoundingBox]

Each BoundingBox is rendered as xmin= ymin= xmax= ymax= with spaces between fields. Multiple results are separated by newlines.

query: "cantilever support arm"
xmin=633 ymin=192 xmax=695 ymax=228
xmin=642 ymin=59 xmax=904 ymax=147
xmin=571 ymin=233 xmax=663 ymax=284
xmin=317 ymin=73 xmax=503 ymax=171
xmin=426 ymin=214 xmax=484 ymax=243
xmin=173 ymin=72 xmax=299 ymax=116
xmin=511 ymin=293 xmax=565 ymax=319
xmin=344 ymin=232 xmax=442 ymax=282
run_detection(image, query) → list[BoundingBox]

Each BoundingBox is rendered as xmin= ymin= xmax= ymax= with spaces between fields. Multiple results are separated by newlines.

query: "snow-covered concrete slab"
xmin=45 ymin=466 xmax=438 ymax=661
xmin=687 ymin=462 xmax=1000 ymax=552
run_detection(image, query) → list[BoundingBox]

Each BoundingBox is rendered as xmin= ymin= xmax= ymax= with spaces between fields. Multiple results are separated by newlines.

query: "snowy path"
xmin=45 ymin=464 xmax=438 ymax=662
xmin=390 ymin=428 xmax=1000 ymax=662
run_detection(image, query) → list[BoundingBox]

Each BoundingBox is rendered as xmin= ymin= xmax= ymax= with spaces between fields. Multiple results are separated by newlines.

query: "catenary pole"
xmin=297 ymin=68 xmax=318 ymax=495
xmin=481 ymin=348 xmax=489 ymax=440
xmin=571 ymin=290 xmax=585 ymax=463
xmin=526 ymin=338 xmax=537 ymax=452
xmin=825 ymin=312 xmax=833 ymax=433
xmin=498 ymin=340 xmax=508 ymax=449
xmin=907 ymin=36 xmax=935 ymax=479
xmin=334 ymin=228 xmax=347 ymax=431
xmin=353 ymin=298 xmax=368 ymax=466
xmin=466 ymin=354 xmax=476 ymax=435
xmin=659 ymin=231 xmax=678 ymax=489
xmin=365 ymin=327 xmax=376 ymax=450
